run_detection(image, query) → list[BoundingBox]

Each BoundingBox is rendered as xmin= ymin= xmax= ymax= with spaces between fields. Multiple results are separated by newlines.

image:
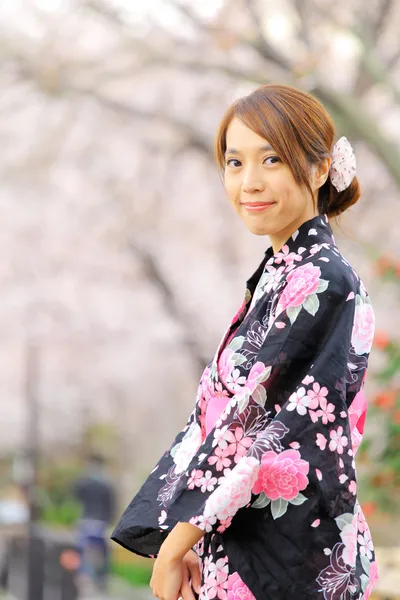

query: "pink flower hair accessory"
xmin=329 ymin=136 xmax=356 ymax=192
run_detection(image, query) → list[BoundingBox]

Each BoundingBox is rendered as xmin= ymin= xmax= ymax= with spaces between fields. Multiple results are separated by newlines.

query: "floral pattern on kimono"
xmin=112 ymin=214 xmax=378 ymax=600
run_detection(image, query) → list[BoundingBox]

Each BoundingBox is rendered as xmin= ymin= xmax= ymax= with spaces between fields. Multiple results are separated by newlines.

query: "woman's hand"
xmin=150 ymin=554 xmax=183 ymax=600
xmin=181 ymin=550 xmax=201 ymax=598
xmin=150 ymin=549 xmax=201 ymax=600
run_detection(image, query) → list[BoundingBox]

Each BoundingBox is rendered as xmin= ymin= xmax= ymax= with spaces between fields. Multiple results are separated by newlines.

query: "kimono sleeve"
xmin=112 ymin=260 xmax=373 ymax=559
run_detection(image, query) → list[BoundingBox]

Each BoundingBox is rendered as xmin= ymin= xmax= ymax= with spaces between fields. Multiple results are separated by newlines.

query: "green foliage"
xmin=111 ymin=561 xmax=152 ymax=586
xmin=41 ymin=497 xmax=82 ymax=526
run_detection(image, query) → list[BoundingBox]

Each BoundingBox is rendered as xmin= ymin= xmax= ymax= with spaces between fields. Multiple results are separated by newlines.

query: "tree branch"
xmin=128 ymin=241 xmax=208 ymax=375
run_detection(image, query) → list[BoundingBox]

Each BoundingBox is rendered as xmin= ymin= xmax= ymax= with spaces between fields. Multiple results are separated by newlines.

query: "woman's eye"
xmin=264 ymin=156 xmax=280 ymax=165
xmin=226 ymin=158 xmax=241 ymax=168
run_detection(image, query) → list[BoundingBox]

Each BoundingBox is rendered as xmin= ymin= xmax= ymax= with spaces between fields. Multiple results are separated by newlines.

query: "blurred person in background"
xmin=72 ymin=454 xmax=116 ymax=592
xmin=112 ymin=84 xmax=378 ymax=600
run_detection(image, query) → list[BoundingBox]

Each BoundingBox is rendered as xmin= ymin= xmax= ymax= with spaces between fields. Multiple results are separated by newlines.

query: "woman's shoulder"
xmin=289 ymin=244 xmax=364 ymax=298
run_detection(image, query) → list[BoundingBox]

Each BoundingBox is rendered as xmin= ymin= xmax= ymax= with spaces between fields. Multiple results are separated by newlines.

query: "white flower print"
xmin=212 ymin=425 xmax=230 ymax=449
xmin=171 ymin=422 xmax=202 ymax=474
xmin=200 ymin=471 xmax=218 ymax=493
xmin=329 ymin=426 xmax=348 ymax=454
xmin=227 ymin=367 xmax=246 ymax=391
xmin=287 ymin=387 xmax=310 ymax=415
xmin=358 ymin=530 xmax=374 ymax=559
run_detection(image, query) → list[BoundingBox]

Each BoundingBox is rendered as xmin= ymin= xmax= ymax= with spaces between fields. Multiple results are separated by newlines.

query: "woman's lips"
xmin=241 ymin=202 xmax=276 ymax=213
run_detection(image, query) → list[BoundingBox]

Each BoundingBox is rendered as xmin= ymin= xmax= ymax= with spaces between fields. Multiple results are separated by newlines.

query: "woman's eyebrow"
xmin=225 ymin=144 xmax=274 ymax=156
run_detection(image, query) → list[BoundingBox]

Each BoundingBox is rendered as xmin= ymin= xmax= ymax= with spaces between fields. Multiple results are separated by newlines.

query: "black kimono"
xmin=112 ymin=214 xmax=378 ymax=600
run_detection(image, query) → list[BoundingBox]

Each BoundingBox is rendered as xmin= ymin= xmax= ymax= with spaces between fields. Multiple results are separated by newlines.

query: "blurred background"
xmin=0 ymin=0 xmax=399 ymax=598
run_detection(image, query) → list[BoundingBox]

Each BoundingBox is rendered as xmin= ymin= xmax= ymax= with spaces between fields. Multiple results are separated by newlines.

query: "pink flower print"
xmin=348 ymin=480 xmax=357 ymax=495
xmin=307 ymin=382 xmax=329 ymax=410
xmin=329 ymin=426 xmax=348 ymax=454
xmin=302 ymin=375 xmax=314 ymax=385
xmin=200 ymin=471 xmax=218 ymax=493
xmin=188 ymin=469 xmax=204 ymax=490
xmin=204 ymin=556 xmax=229 ymax=599
xmin=227 ymin=572 xmax=256 ymax=600
xmin=363 ymin=561 xmax=379 ymax=599
xmin=252 ymin=449 xmax=309 ymax=501
xmin=356 ymin=503 xmax=368 ymax=534
xmin=358 ymin=529 xmax=374 ymax=560
xmin=287 ymin=387 xmax=310 ymax=415
xmin=316 ymin=433 xmax=327 ymax=450
xmin=247 ymin=361 xmax=269 ymax=393
xmin=315 ymin=468 xmax=323 ymax=481
xmin=309 ymin=409 xmax=320 ymax=423
xmin=218 ymin=348 xmax=236 ymax=383
xmin=340 ymin=513 xmax=358 ymax=567
xmin=194 ymin=514 xmax=217 ymax=533
xmin=352 ymin=300 xmax=375 ymax=356
xmin=203 ymin=456 xmax=259 ymax=521
xmin=318 ymin=397 xmax=336 ymax=424
xmin=225 ymin=427 xmax=253 ymax=463
xmin=311 ymin=519 xmax=320 ymax=528
xmin=208 ymin=446 xmax=232 ymax=471
xmin=278 ymin=263 xmax=322 ymax=310
xmin=217 ymin=516 xmax=233 ymax=534
xmin=274 ymin=245 xmax=302 ymax=267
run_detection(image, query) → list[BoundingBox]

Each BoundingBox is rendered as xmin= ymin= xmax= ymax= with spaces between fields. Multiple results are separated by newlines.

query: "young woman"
xmin=112 ymin=84 xmax=378 ymax=600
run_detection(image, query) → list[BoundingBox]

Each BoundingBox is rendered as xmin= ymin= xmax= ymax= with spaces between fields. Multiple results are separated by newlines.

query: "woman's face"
xmin=223 ymin=118 xmax=320 ymax=248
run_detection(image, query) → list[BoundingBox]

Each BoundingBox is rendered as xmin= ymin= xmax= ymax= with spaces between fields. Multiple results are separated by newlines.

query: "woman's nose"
xmin=242 ymin=167 xmax=265 ymax=193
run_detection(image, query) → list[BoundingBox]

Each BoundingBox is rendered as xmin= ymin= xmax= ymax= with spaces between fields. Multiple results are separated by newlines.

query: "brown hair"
xmin=215 ymin=84 xmax=360 ymax=218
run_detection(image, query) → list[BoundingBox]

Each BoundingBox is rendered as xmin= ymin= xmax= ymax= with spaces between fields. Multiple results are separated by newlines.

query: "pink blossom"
xmin=203 ymin=556 xmax=229 ymax=599
xmin=316 ymin=433 xmax=327 ymax=450
xmin=188 ymin=469 xmax=204 ymax=490
xmin=356 ymin=503 xmax=368 ymax=533
xmin=247 ymin=361 xmax=269 ymax=393
xmin=203 ymin=457 xmax=259 ymax=522
xmin=227 ymin=572 xmax=256 ymax=600
xmin=217 ymin=516 xmax=233 ymax=534
xmin=307 ymin=382 xmax=329 ymax=410
xmin=287 ymin=387 xmax=310 ymax=415
xmin=315 ymin=469 xmax=323 ymax=481
xmin=329 ymin=426 xmax=348 ymax=454
xmin=225 ymin=427 xmax=253 ymax=463
xmin=318 ymin=398 xmax=336 ymax=424
xmin=278 ymin=263 xmax=322 ymax=310
xmin=311 ymin=519 xmax=320 ymax=528
xmin=348 ymin=480 xmax=357 ymax=495
xmin=193 ymin=514 xmax=217 ymax=533
xmin=352 ymin=301 xmax=375 ymax=356
xmin=252 ymin=449 xmax=309 ymax=501
xmin=218 ymin=348 xmax=236 ymax=383
xmin=208 ymin=446 xmax=232 ymax=471
xmin=363 ymin=561 xmax=379 ymax=599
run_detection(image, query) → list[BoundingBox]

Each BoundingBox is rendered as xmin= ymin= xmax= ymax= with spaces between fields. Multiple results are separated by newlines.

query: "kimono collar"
xmin=264 ymin=213 xmax=336 ymax=262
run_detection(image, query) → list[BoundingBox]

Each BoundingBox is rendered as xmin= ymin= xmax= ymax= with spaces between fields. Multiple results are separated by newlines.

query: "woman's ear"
xmin=312 ymin=158 xmax=331 ymax=190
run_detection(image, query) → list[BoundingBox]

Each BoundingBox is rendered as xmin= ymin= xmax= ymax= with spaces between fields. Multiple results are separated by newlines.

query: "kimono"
xmin=111 ymin=214 xmax=378 ymax=600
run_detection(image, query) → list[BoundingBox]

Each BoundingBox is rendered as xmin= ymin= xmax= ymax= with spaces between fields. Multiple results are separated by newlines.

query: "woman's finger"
xmin=188 ymin=561 xmax=201 ymax=594
xmin=179 ymin=583 xmax=196 ymax=600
